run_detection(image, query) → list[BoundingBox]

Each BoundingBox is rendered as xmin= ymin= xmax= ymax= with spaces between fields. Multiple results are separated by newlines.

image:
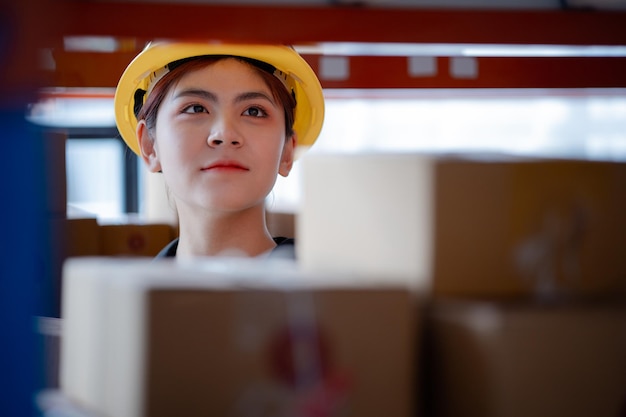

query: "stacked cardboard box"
xmin=60 ymin=258 xmax=419 ymax=417
xmin=299 ymin=153 xmax=626 ymax=416
xmin=52 ymin=220 xmax=177 ymax=259
xmin=50 ymin=218 xmax=175 ymax=309
xmin=299 ymin=154 xmax=626 ymax=298
xmin=55 ymin=153 xmax=626 ymax=416
xmin=99 ymin=223 xmax=174 ymax=257
xmin=425 ymin=299 xmax=626 ymax=417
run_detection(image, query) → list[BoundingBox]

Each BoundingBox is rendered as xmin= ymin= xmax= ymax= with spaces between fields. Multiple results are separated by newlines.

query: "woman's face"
xmin=139 ymin=58 xmax=295 ymax=214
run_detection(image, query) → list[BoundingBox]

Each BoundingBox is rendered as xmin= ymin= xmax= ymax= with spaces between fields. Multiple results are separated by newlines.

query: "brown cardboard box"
xmin=50 ymin=217 xmax=100 ymax=258
xmin=299 ymin=154 xmax=626 ymax=299
xmin=266 ymin=210 xmax=296 ymax=238
xmin=432 ymin=159 xmax=626 ymax=299
xmin=49 ymin=217 xmax=100 ymax=315
xmin=61 ymin=259 xmax=419 ymax=417
xmin=99 ymin=223 xmax=173 ymax=257
xmin=145 ymin=288 xmax=417 ymax=417
xmin=426 ymin=299 xmax=626 ymax=417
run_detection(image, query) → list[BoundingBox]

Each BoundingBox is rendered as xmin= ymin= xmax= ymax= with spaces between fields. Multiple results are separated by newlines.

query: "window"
xmin=28 ymin=88 xmax=626 ymax=218
xmin=65 ymin=138 xmax=124 ymax=219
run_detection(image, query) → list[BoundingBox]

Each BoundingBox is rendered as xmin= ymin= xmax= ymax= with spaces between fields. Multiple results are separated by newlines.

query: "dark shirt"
xmin=155 ymin=237 xmax=296 ymax=259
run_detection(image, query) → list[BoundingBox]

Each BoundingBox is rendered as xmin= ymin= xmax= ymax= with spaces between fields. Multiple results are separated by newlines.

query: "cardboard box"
xmin=426 ymin=299 xmax=626 ymax=417
xmin=266 ymin=210 xmax=296 ymax=239
xmin=50 ymin=217 xmax=100 ymax=258
xmin=99 ymin=223 xmax=173 ymax=257
xmin=61 ymin=258 xmax=418 ymax=417
xmin=298 ymin=154 xmax=626 ymax=298
xmin=48 ymin=217 xmax=100 ymax=316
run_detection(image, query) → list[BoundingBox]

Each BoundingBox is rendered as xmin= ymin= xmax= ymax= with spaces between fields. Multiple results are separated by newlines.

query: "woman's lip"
xmin=202 ymin=161 xmax=249 ymax=171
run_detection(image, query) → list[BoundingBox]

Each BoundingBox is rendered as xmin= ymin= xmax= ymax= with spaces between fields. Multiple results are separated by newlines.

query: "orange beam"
xmin=49 ymin=2 xmax=626 ymax=46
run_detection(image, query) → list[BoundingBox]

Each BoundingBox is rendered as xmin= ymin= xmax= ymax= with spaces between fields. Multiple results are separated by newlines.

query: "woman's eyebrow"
xmin=173 ymin=88 xmax=218 ymax=102
xmin=235 ymin=91 xmax=276 ymax=106
xmin=173 ymin=89 xmax=276 ymax=106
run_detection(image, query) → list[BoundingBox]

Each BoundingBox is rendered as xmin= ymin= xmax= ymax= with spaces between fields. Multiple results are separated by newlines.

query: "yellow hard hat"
xmin=114 ymin=42 xmax=325 ymax=155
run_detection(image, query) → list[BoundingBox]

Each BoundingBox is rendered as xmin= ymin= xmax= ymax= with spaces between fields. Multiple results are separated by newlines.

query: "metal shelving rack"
xmin=2 ymin=1 xmax=625 ymax=416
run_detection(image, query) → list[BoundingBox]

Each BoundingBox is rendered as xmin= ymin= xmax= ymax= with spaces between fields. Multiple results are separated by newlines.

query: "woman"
xmin=114 ymin=43 xmax=324 ymax=259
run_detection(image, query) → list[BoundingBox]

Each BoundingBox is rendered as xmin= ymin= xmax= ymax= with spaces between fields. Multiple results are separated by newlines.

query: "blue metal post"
xmin=0 ymin=1 xmax=48 ymax=414
xmin=0 ymin=113 xmax=47 ymax=416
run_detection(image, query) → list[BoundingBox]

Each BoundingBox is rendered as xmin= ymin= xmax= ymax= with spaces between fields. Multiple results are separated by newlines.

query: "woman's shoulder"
xmin=154 ymin=237 xmax=294 ymax=259
xmin=272 ymin=236 xmax=295 ymax=246
xmin=155 ymin=238 xmax=179 ymax=258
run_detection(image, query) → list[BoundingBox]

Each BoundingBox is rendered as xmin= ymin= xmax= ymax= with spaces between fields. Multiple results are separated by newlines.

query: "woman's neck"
xmin=175 ymin=205 xmax=275 ymax=258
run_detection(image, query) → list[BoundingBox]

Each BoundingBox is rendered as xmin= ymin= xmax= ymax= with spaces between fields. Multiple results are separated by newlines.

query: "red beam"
xmin=47 ymin=51 xmax=138 ymax=88
xmin=315 ymin=56 xmax=626 ymax=89
xmin=1 ymin=0 xmax=57 ymax=105
xmin=47 ymin=51 xmax=626 ymax=89
xmin=50 ymin=2 xmax=626 ymax=46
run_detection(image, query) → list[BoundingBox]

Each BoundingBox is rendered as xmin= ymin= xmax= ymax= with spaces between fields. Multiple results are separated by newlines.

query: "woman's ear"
xmin=137 ymin=120 xmax=162 ymax=173
xmin=278 ymin=134 xmax=297 ymax=177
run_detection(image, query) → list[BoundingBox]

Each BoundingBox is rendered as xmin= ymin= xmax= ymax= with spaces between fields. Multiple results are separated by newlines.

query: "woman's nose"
xmin=207 ymin=116 xmax=243 ymax=148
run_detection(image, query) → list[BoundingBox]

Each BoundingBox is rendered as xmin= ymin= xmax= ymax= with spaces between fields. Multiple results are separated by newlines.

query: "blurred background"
xmin=1 ymin=0 xmax=625 ymax=416
xmin=26 ymin=86 xmax=626 ymax=219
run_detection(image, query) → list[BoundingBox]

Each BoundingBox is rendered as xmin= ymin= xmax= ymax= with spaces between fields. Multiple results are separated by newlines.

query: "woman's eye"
xmin=183 ymin=104 xmax=207 ymax=114
xmin=243 ymin=106 xmax=267 ymax=118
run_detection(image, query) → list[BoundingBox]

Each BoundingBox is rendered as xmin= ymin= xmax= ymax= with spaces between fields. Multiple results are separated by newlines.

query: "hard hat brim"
xmin=114 ymin=42 xmax=324 ymax=156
